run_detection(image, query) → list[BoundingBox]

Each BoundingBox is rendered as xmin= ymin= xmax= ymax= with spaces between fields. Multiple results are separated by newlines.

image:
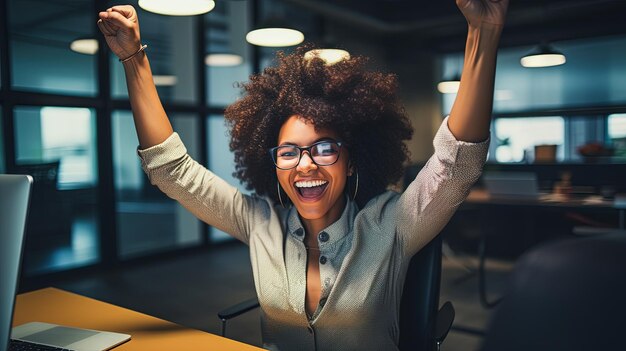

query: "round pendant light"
xmin=138 ymin=0 xmax=215 ymax=16
xmin=205 ymin=53 xmax=243 ymax=67
xmin=153 ymin=75 xmax=178 ymax=86
xmin=521 ymin=43 xmax=566 ymax=68
xmin=246 ymin=16 xmax=304 ymax=47
xmin=70 ymin=38 xmax=99 ymax=55
xmin=246 ymin=28 xmax=304 ymax=47
xmin=437 ymin=78 xmax=460 ymax=94
xmin=304 ymin=49 xmax=350 ymax=66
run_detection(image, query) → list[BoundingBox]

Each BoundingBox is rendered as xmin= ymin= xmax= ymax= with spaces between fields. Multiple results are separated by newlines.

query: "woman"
xmin=98 ymin=1 xmax=508 ymax=349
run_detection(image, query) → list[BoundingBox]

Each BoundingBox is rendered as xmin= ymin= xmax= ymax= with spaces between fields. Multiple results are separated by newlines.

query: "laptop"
xmin=482 ymin=171 xmax=545 ymax=199
xmin=0 ymin=174 xmax=130 ymax=351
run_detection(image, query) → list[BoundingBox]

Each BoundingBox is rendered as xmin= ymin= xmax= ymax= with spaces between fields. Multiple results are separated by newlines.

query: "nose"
xmin=296 ymin=151 xmax=318 ymax=173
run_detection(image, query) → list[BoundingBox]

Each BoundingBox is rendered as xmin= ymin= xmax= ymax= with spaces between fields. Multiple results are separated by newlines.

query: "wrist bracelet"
xmin=120 ymin=44 xmax=148 ymax=63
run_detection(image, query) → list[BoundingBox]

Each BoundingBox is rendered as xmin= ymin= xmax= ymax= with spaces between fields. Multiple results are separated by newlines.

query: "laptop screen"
xmin=0 ymin=175 xmax=32 ymax=351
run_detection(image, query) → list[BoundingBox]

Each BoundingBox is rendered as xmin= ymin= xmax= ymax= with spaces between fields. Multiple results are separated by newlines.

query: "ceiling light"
xmin=246 ymin=16 xmax=304 ymax=47
xmin=437 ymin=79 xmax=460 ymax=94
xmin=153 ymin=75 xmax=177 ymax=86
xmin=521 ymin=43 xmax=566 ymax=68
xmin=304 ymin=49 xmax=350 ymax=66
xmin=205 ymin=53 xmax=243 ymax=67
xmin=70 ymin=38 xmax=98 ymax=55
xmin=138 ymin=0 xmax=215 ymax=16
xmin=438 ymin=53 xmax=463 ymax=94
xmin=246 ymin=28 xmax=304 ymax=47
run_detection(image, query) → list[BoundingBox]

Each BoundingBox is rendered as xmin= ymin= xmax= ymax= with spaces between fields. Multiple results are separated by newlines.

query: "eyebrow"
xmin=279 ymin=137 xmax=337 ymax=147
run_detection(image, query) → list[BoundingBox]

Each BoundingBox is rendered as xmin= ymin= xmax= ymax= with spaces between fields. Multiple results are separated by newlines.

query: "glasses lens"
xmin=311 ymin=142 xmax=340 ymax=165
xmin=275 ymin=146 xmax=299 ymax=169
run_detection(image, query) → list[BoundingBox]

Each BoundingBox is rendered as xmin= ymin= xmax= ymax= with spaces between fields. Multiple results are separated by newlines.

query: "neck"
xmin=301 ymin=195 xmax=346 ymax=246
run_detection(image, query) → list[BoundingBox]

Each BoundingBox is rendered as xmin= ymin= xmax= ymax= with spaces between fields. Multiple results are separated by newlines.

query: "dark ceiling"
xmin=285 ymin=0 xmax=626 ymax=52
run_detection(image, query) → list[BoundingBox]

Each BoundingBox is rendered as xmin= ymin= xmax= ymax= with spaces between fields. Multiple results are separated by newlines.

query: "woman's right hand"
xmin=97 ymin=5 xmax=142 ymax=61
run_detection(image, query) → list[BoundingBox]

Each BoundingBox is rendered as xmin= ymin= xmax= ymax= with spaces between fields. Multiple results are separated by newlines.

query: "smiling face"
xmin=276 ymin=115 xmax=351 ymax=227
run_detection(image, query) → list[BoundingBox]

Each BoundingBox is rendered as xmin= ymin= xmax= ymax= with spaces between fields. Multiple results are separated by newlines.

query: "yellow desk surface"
xmin=13 ymin=287 xmax=263 ymax=351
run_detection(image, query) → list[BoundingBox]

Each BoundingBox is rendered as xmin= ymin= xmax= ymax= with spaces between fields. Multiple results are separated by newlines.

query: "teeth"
xmin=295 ymin=180 xmax=328 ymax=188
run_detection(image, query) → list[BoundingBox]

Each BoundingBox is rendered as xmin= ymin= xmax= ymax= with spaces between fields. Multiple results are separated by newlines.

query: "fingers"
xmin=97 ymin=4 xmax=137 ymax=31
xmin=110 ymin=5 xmax=136 ymax=20
xmin=97 ymin=18 xmax=119 ymax=36
xmin=99 ymin=10 xmax=134 ymax=30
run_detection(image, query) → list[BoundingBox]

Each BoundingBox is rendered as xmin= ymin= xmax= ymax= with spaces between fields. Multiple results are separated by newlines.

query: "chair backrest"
xmin=481 ymin=233 xmax=626 ymax=351
xmin=398 ymin=235 xmax=443 ymax=351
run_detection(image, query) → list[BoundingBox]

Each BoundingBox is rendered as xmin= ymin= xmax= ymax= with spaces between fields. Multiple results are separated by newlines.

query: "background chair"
xmin=481 ymin=232 xmax=626 ymax=351
xmin=218 ymin=235 xmax=455 ymax=351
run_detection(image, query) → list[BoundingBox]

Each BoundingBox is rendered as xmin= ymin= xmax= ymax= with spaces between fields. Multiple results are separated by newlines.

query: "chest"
xmin=250 ymin=224 xmax=405 ymax=326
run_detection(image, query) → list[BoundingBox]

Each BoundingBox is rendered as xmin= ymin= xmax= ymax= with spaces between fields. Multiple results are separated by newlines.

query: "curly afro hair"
xmin=224 ymin=45 xmax=413 ymax=208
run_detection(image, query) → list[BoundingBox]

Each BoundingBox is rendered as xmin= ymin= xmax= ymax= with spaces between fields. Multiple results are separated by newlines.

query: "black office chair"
xmin=481 ymin=232 xmax=626 ymax=351
xmin=218 ymin=235 xmax=455 ymax=351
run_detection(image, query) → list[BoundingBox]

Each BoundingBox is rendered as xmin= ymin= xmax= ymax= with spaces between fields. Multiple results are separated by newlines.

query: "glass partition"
xmin=609 ymin=114 xmax=626 ymax=139
xmin=487 ymin=114 xmax=626 ymax=164
xmin=14 ymin=106 xmax=98 ymax=188
xmin=441 ymin=34 xmax=626 ymax=164
xmin=205 ymin=1 xmax=252 ymax=106
xmin=9 ymin=0 xmax=97 ymax=96
xmin=609 ymin=113 xmax=626 ymax=159
xmin=13 ymin=106 xmax=99 ymax=275
xmin=111 ymin=6 xmax=198 ymax=104
xmin=490 ymin=117 xmax=565 ymax=163
xmin=112 ymin=111 xmax=202 ymax=258
xmin=441 ymin=35 xmax=626 ymax=116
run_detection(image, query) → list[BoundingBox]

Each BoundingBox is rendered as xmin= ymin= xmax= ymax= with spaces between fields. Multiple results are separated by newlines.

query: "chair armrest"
xmin=434 ymin=301 xmax=455 ymax=345
xmin=218 ymin=297 xmax=260 ymax=321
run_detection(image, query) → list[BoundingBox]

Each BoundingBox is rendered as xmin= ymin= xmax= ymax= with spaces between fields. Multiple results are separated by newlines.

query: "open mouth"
xmin=294 ymin=180 xmax=329 ymax=200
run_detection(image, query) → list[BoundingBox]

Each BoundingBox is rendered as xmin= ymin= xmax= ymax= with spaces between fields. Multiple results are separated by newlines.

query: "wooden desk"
xmin=13 ymin=288 xmax=263 ymax=351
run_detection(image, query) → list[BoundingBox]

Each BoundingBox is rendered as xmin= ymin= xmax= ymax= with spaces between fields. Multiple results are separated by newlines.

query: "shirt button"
xmin=307 ymin=326 xmax=314 ymax=334
xmin=294 ymin=228 xmax=304 ymax=236
xmin=318 ymin=231 xmax=329 ymax=242
xmin=319 ymin=255 xmax=327 ymax=264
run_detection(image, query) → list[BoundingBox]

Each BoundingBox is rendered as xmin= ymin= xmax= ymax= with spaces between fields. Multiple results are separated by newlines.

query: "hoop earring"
xmin=351 ymin=170 xmax=359 ymax=201
xmin=277 ymin=181 xmax=286 ymax=208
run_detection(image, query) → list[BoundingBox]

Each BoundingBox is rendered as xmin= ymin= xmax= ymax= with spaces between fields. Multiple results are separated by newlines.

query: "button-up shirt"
xmin=138 ymin=117 xmax=489 ymax=350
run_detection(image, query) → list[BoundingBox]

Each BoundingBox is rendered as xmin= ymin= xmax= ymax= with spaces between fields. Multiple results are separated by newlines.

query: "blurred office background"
xmin=2 ymin=0 xmax=626 ymax=350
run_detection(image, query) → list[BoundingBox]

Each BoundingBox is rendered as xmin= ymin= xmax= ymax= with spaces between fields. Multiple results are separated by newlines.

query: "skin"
xmin=98 ymin=0 xmax=508 ymax=325
xmin=276 ymin=116 xmax=352 ymax=315
xmin=449 ymin=0 xmax=509 ymax=142
xmin=277 ymin=116 xmax=351 ymax=236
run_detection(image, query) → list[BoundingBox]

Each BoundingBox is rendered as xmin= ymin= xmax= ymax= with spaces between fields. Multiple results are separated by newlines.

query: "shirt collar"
xmin=287 ymin=196 xmax=357 ymax=248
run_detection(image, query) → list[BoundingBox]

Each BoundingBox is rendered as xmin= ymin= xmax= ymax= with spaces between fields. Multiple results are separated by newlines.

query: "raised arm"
xmin=97 ymin=5 xmax=173 ymax=148
xmin=448 ymin=0 xmax=509 ymax=142
xmin=394 ymin=1 xmax=507 ymax=255
xmin=97 ymin=6 xmax=268 ymax=244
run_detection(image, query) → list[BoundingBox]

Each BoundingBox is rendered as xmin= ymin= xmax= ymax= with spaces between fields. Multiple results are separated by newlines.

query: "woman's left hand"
xmin=456 ymin=0 xmax=509 ymax=28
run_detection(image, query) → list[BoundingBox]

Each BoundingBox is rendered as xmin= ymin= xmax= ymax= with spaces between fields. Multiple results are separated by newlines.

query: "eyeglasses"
xmin=269 ymin=140 xmax=343 ymax=170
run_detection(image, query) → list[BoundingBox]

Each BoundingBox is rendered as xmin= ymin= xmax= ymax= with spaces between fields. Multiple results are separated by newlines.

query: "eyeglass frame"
xmin=268 ymin=140 xmax=345 ymax=170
